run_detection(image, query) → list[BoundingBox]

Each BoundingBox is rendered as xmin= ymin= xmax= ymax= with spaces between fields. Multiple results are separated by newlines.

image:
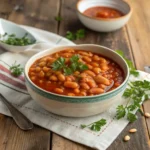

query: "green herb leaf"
xmin=115 ymin=50 xmax=139 ymax=77
xmin=138 ymin=108 xmax=144 ymax=116
xmin=116 ymin=105 xmax=126 ymax=119
xmin=123 ymin=88 xmax=134 ymax=98
xmin=70 ymin=63 xmax=78 ymax=72
xmin=55 ymin=16 xmax=63 ymax=22
xmin=90 ymin=124 xmax=101 ymax=131
xmin=51 ymin=57 xmax=65 ymax=70
xmin=9 ymin=34 xmax=15 ymax=37
xmin=78 ymin=63 xmax=88 ymax=71
xmin=76 ymin=29 xmax=86 ymax=39
xmin=10 ymin=61 xmax=24 ymax=77
xmin=81 ymin=124 xmax=87 ymax=129
xmin=70 ymin=54 xmax=80 ymax=62
xmin=115 ymin=50 xmax=124 ymax=57
xmin=116 ymin=80 xmax=150 ymax=123
xmin=66 ymin=31 xmax=76 ymax=40
xmin=63 ymin=68 xmax=73 ymax=75
xmin=81 ymin=119 xmax=107 ymax=132
xmin=51 ymin=55 xmax=88 ymax=75
xmin=125 ymin=59 xmax=135 ymax=70
xmin=144 ymin=94 xmax=149 ymax=101
xmin=130 ymin=70 xmax=139 ymax=77
xmin=127 ymin=113 xmax=137 ymax=122
xmin=66 ymin=29 xmax=86 ymax=41
xmin=0 ymin=32 xmax=36 ymax=46
xmin=127 ymin=105 xmax=137 ymax=111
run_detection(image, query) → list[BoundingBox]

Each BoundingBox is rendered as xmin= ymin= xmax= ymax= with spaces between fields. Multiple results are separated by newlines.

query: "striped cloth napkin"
xmin=0 ymin=26 xmax=150 ymax=150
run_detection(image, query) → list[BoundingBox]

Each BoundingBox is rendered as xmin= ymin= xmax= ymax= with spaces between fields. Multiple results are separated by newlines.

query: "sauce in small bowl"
xmin=77 ymin=0 xmax=132 ymax=32
xmin=83 ymin=6 xmax=124 ymax=19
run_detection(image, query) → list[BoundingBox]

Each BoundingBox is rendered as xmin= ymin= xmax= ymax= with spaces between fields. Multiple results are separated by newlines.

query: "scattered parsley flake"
xmin=76 ymin=29 xmax=86 ymax=39
xmin=0 ymin=32 xmax=36 ymax=46
xmin=66 ymin=31 xmax=76 ymax=41
xmin=55 ymin=16 xmax=63 ymax=22
xmin=10 ymin=61 xmax=24 ymax=77
xmin=66 ymin=29 xmax=86 ymax=41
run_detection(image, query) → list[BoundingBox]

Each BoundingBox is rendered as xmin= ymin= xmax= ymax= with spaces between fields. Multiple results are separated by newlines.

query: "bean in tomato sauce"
xmin=83 ymin=6 xmax=124 ymax=19
xmin=28 ymin=49 xmax=124 ymax=96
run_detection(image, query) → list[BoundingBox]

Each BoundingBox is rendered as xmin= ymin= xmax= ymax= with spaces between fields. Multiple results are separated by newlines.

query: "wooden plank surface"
xmin=55 ymin=0 xmax=150 ymax=149
xmin=0 ymin=0 xmax=59 ymax=149
xmin=52 ymin=134 xmax=93 ymax=150
xmin=9 ymin=0 xmax=59 ymax=33
xmin=0 ymin=0 xmax=150 ymax=150
xmin=0 ymin=114 xmax=50 ymax=150
xmin=126 ymin=0 xmax=150 ymax=140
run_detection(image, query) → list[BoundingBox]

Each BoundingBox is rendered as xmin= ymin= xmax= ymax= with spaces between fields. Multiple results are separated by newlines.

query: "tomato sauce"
xmin=83 ymin=6 xmax=124 ymax=19
xmin=28 ymin=49 xmax=124 ymax=96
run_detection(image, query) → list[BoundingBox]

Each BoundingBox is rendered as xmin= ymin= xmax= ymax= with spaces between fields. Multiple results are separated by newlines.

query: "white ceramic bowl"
xmin=0 ymin=18 xmax=37 ymax=52
xmin=77 ymin=0 xmax=132 ymax=32
xmin=25 ymin=44 xmax=129 ymax=117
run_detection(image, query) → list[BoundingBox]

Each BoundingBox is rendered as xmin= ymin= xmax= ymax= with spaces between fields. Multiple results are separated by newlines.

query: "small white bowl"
xmin=0 ymin=19 xmax=36 ymax=52
xmin=77 ymin=0 xmax=132 ymax=32
xmin=25 ymin=44 xmax=129 ymax=117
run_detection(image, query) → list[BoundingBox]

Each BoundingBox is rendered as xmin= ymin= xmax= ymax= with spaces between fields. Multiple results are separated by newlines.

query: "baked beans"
xmin=28 ymin=49 xmax=124 ymax=96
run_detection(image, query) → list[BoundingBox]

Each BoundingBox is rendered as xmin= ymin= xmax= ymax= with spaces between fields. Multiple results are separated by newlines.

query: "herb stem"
xmin=81 ymin=119 xmax=107 ymax=131
xmin=125 ymin=98 xmax=132 ymax=108
xmin=83 ymin=122 xmax=95 ymax=128
xmin=138 ymin=108 xmax=144 ymax=116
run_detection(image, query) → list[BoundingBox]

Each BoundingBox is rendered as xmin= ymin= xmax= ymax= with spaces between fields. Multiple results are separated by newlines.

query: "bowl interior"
xmin=77 ymin=0 xmax=131 ymax=16
xmin=25 ymin=44 xmax=129 ymax=98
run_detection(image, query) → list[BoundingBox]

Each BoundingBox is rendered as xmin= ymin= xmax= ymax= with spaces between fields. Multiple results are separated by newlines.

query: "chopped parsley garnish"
xmin=10 ymin=61 xmax=24 ymax=77
xmin=51 ymin=55 xmax=88 ymax=75
xmin=0 ymin=33 xmax=36 ymax=46
xmin=51 ymin=57 xmax=65 ymax=71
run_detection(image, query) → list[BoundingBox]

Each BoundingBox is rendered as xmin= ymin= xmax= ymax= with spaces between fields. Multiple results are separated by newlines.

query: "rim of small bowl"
xmin=25 ymin=44 xmax=130 ymax=103
xmin=76 ymin=0 xmax=133 ymax=21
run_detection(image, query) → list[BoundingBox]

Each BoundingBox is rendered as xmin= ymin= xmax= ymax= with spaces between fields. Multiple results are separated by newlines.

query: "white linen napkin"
xmin=0 ymin=26 xmax=150 ymax=150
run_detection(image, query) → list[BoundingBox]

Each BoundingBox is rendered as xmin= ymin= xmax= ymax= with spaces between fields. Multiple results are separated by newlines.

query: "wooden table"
xmin=0 ymin=0 xmax=150 ymax=149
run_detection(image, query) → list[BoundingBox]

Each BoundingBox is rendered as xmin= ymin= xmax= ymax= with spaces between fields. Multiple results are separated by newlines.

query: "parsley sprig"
xmin=81 ymin=119 xmax=107 ymax=131
xmin=51 ymin=57 xmax=65 ymax=71
xmin=115 ymin=50 xmax=139 ymax=77
xmin=55 ymin=16 xmax=63 ymax=22
xmin=116 ymin=80 xmax=150 ymax=122
xmin=66 ymin=29 xmax=86 ymax=41
xmin=51 ymin=55 xmax=88 ymax=75
xmin=10 ymin=61 xmax=24 ymax=77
